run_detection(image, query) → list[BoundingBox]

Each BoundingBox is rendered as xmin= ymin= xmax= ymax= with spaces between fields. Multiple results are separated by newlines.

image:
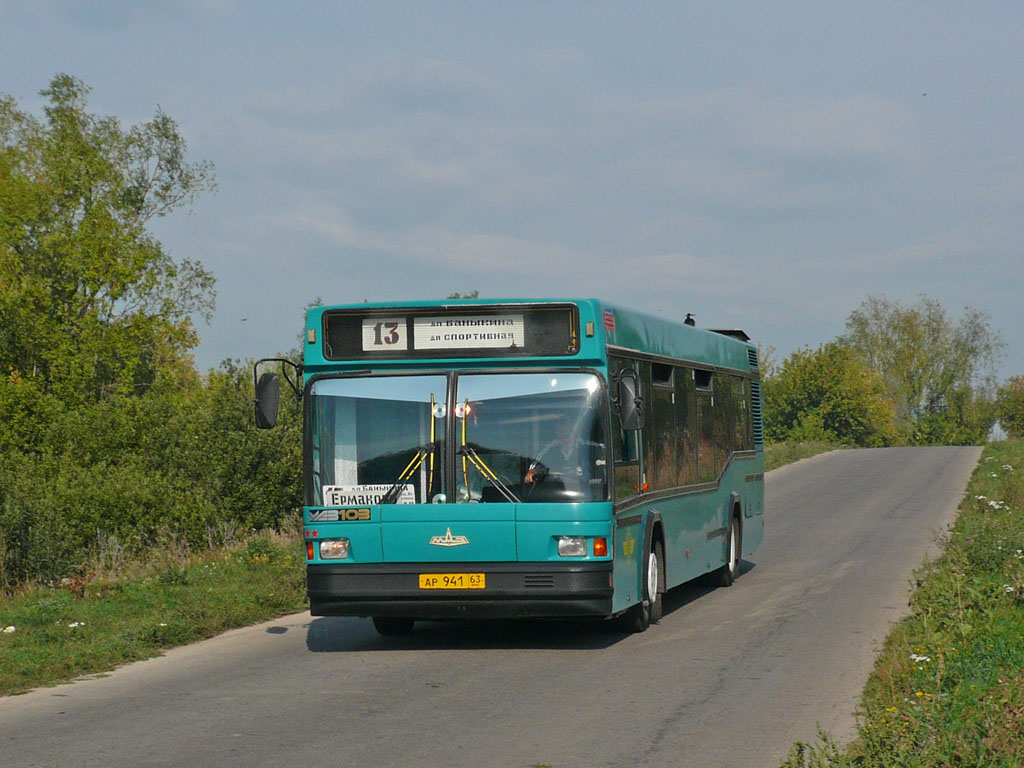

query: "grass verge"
xmin=765 ymin=441 xmax=844 ymax=471
xmin=781 ymin=439 xmax=1024 ymax=767
xmin=0 ymin=534 xmax=307 ymax=696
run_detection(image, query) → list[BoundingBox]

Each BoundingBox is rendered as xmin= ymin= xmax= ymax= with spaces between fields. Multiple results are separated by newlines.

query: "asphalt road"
xmin=0 ymin=446 xmax=981 ymax=768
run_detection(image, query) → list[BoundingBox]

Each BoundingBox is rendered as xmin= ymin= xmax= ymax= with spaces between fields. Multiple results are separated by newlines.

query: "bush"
xmin=0 ymin=362 xmax=302 ymax=588
xmin=997 ymin=376 xmax=1024 ymax=438
xmin=763 ymin=342 xmax=897 ymax=447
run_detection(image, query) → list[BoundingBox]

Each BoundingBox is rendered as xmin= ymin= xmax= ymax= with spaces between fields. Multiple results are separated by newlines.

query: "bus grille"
xmin=524 ymin=574 xmax=555 ymax=589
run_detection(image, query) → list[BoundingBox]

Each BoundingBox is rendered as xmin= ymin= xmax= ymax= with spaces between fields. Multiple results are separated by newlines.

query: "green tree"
xmin=0 ymin=76 xmax=226 ymax=586
xmin=446 ymin=290 xmax=480 ymax=299
xmin=997 ymin=376 xmax=1024 ymax=439
xmin=0 ymin=74 xmax=215 ymax=404
xmin=840 ymin=296 xmax=1002 ymax=443
xmin=763 ymin=342 xmax=896 ymax=447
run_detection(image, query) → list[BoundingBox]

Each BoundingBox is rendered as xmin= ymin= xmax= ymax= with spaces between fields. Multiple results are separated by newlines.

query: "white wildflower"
xmin=1002 ymin=465 xmax=1014 ymax=471
xmin=68 ymin=621 xmax=85 ymax=628
xmin=1005 ymin=585 xmax=1015 ymax=593
xmin=159 ymin=623 xmax=168 ymax=627
xmin=2 ymin=625 xmax=15 ymax=634
xmin=975 ymin=495 xmax=987 ymax=500
xmin=910 ymin=653 xmax=931 ymax=663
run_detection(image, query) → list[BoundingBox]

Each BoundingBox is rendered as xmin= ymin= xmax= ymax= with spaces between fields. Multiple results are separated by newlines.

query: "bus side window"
xmin=676 ymin=366 xmax=697 ymax=486
xmin=696 ymin=370 xmax=717 ymax=483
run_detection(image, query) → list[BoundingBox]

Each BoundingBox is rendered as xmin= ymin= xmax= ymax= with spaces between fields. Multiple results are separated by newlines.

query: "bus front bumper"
xmin=307 ymin=561 xmax=614 ymax=619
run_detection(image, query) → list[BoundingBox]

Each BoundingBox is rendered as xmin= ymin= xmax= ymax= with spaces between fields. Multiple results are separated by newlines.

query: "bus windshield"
xmin=455 ymin=372 xmax=608 ymax=504
xmin=310 ymin=375 xmax=447 ymax=506
xmin=309 ymin=372 xmax=609 ymax=506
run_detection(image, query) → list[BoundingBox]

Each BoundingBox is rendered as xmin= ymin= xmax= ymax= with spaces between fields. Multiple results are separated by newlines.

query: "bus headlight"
xmin=320 ymin=539 xmax=350 ymax=559
xmin=557 ymin=536 xmax=587 ymax=557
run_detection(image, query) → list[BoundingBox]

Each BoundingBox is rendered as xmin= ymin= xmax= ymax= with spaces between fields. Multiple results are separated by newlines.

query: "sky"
xmin=3 ymin=2 xmax=1022 ymax=379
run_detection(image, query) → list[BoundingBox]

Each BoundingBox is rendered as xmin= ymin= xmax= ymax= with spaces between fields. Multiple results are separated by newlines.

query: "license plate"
xmin=419 ymin=573 xmax=485 ymax=590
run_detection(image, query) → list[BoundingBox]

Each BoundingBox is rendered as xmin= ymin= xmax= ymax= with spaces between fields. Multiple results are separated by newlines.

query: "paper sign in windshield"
xmin=322 ymin=484 xmax=415 ymax=505
xmin=414 ymin=314 xmax=525 ymax=350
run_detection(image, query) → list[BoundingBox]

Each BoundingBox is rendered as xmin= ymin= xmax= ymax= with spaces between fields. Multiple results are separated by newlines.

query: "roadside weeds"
xmin=781 ymin=439 xmax=1024 ymax=767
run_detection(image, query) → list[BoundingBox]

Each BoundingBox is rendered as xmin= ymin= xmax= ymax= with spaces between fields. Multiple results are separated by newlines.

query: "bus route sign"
xmin=413 ymin=314 xmax=525 ymax=350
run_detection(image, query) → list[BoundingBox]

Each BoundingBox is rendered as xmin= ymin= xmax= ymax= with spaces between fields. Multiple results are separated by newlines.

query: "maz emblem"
xmin=429 ymin=528 xmax=469 ymax=547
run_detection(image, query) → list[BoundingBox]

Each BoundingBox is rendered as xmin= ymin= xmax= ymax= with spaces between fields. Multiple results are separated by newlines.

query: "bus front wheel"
xmin=621 ymin=538 xmax=663 ymax=633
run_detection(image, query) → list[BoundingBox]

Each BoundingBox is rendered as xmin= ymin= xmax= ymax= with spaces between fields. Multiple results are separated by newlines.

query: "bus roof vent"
xmin=709 ymin=329 xmax=751 ymax=342
xmin=747 ymin=348 xmax=759 ymax=370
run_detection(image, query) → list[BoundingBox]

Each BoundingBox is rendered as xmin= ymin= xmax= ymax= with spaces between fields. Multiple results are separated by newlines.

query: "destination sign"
xmin=322 ymin=303 xmax=579 ymax=360
xmin=322 ymin=484 xmax=415 ymax=506
xmin=413 ymin=314 xmax=525 ymax=350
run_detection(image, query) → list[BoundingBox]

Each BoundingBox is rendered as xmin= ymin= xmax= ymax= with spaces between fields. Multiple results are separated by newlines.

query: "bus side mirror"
xmin=255 ymin=373 xmax=281 ymax=429
xmin=616 ymin=371 xmax=644 ymax=431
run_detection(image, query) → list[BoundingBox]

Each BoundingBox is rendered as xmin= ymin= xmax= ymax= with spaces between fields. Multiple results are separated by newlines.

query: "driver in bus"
xmin=524 ymin=411 xmax=587 ymax=485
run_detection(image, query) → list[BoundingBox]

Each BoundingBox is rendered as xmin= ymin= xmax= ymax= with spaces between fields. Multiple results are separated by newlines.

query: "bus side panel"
xmin=734 ymin=452 xmax=765 ymax=557
xmin=656 ymin=495 xmax=717 ymax=589
xmin=611 ymin=514 xmax=643 ymax=614
xmin=652 ymin=453 xmax=766 ymax=590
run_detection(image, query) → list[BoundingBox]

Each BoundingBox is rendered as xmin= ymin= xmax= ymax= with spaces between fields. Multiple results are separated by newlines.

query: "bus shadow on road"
xmin=305 ymin=561 xmax=755 ymax=653
xmin=306 ymin=616 xmax=622 ymax=652
xmin=660 ymin=560 xmax=757 ymax=617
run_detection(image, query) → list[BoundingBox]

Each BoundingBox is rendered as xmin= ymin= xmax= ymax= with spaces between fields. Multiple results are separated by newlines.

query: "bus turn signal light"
xmin=306 ymin=541 xmax=315 ymax=560
xmin=593 ymin=537 xmax=608 ymax=557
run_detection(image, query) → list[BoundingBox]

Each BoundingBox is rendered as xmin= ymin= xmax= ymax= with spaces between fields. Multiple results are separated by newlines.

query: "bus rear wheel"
xmin=717 ymin=514 xmax=741 ymax=587
xmin=372 ymin=617 xmax=415 ymax=636
xmin=649 ymin=540 xmax=665 ymax=622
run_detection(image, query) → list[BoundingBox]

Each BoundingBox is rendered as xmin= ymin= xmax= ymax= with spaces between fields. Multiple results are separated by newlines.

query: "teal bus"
xmin=254 ymin=299 xmax=764 ymax=634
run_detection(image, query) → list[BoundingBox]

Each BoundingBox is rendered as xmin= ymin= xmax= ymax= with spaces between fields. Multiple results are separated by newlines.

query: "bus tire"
xmin=717 ymin=513 xmax=741 ymax=587
xmin=620 ymin=536 xmax=662 ymax=633
xmin=621 ymin=597 xmax=650 ymax=633
xmin=372 ymin=616 xmax=415 ymax=636
xmin=649 ymin=540 xmax=665 ymax=622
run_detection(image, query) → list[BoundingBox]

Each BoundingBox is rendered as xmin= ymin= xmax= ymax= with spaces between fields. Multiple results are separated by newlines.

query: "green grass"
xmin=781 ymin=439 xmax=1024 ymax=767
xmin=765 ymin=441 xmax=844 ymax=471
xmin=0 ymin=536 xmax=307 ymax=695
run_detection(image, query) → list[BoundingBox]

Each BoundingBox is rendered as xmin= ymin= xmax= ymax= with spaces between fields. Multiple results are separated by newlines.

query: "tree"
xmin=762 ymin=342 xmax=896 ymax=446
xmin=997 ymin=376 xmax=1024 ymax=439
xmin=0 ymin=76 xmax=223 ymax=585
xmin=0 ymin=74 xmax=216 ymax=404
xmin=446 ymin=290 xmax=480 ymax=299
xmin=840 ymin=296 xmax=1002 ymax=443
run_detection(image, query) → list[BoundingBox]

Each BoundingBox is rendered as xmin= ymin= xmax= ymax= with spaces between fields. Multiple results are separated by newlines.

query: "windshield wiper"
xmin=379 ymin=441 xmax=437 ymax=505
xmin=458 ymin=446 xmax=521 ymax=503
